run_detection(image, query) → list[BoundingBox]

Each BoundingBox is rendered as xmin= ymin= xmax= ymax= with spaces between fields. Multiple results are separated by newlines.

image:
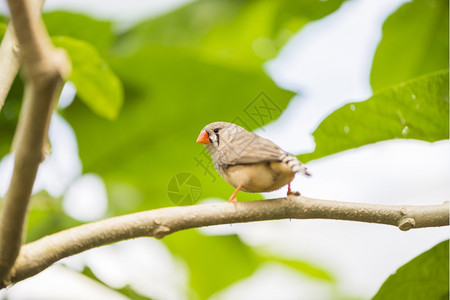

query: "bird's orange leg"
xmin=228 ymin=184 xmax=243 ymax=204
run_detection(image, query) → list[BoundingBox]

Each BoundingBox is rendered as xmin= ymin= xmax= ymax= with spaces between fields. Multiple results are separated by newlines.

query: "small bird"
xmin=196 ymin=121 xmax=310 ymax=203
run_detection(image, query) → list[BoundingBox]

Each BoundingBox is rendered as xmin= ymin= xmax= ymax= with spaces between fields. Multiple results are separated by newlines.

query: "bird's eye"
xmin=213 ymin=128 xmax=219 ymax=133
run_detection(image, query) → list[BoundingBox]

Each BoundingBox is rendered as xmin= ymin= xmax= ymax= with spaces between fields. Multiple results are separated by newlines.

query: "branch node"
xmin=52 ymin=48 xmax=71 ymax=79
xmin=153 ymin=225 xmax=170 ymax=239
xmin=13 ymin=44 xmax=20 ymax=55
xmin=399 ymin=217 xmax=415 ymax=231
xmin=400 ymin=206 xmax=408 ymax=215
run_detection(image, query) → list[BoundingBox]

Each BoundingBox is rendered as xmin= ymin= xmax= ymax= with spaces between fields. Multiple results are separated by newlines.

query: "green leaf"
xmin=25 ymin=192 xmax=82 ymax=243
xmin=266 ymin=255 xmax=334 ymax=282
xmin=300 ymin=71 xmax=449 ymax=162
xmin=164 ymin=230 xmax=335 ymax=298
xmin=81 ymin=265 xmax=153 ymax=300
xmin=114 ymin=0 xmax=346 ymax=65
xmin=371 ymin=0 xmax=449 ymax=90
xmin=43 ymin=11 xmax=114 ymax=51
xmin=52 ymin=36 xmax=123 ymax=120
xmin=164 ymin=230 xmax=261 ymax=299
xmin=0 ymin=21 xmax=6 ymax=40
xmin=373 ymin=240 xmax=449 ymax=300
xmin=0 ymin=76 xmax=24 ymax=157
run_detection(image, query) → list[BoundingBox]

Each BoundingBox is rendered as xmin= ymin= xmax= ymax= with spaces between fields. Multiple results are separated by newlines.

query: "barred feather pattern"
xmin=280 ymin=153 xmax=311 ymax=176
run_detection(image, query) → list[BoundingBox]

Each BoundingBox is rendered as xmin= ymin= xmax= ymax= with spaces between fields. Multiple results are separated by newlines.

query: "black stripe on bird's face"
xmin=212 ymin=128 xmax=220 ymax=147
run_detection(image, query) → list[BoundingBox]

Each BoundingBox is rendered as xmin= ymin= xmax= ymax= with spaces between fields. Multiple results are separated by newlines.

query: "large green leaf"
xmin=52 ymin=36 xmax=123 ymax=120
xmin=43 ymin=11 xmax=114 ymax=52
xmin=165 ymin=230 xmax=260 ymax=299
xmin=0 ymin=21 xmax=6 ymax=39
xmin=373 ymin=240 xmax=449 ymax=300
xmin=81 ymin=266 xmax=152 ymax=300
xmin=0 ymin=20 xmax=20 ymax=157
xmin=257 ymin=251 xmax=334 ymax=282
xmin=370 ymin=0 xmax=449 ymax=90
xmin=25 ymin=191 xmax=82 ymax=243
xmin=300 ymin=71 xmax=449 ymax=162
xmin=0 ymin=76 xmax=22 ymax=157
xmin=114 ymin=0 xmax=346 ymax=65
xmin=165 ymin=230 xmax=334 ymax=299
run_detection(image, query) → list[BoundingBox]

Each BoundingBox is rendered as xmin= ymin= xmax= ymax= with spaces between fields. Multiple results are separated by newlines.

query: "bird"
xmin=196 ymin=121 xmax=310 ymax=204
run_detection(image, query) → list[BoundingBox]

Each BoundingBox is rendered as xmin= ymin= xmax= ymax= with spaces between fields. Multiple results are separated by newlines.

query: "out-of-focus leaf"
xmin=0 ymin=20 xmax=18 ymax=157
xmin=300 ymin=71 xmax=449 ymax=162
xmin=0 ymin=77 xmax=23 ymax=157
xmin=25 ymin=191 xmax=81 ymax=242
xmin=43 ymin=11 xmax=114 ymax=51
xmin=371 ymin=0 xmax=449 ymax=90
xmin=263 ymin=254 xmax=334 ymax=282
xmin=81 ymin=266 xmax=153 ymax=300
xmin=0 ymin=21 xmax=6 ymax=39
xmin=373 ymin=240 xmax=449 ymax=300
xmin=63 ymin=45 xmax=295 ymax=210
xmin=114 ymin=0 xmax=346 ymax=65
xmin=164 ymin=230 xmax=335 ymax=298
xmin=52 ymin=36 xmax=123 ymax=120
xmin=165 ymin=230 xmax=260 ymax=299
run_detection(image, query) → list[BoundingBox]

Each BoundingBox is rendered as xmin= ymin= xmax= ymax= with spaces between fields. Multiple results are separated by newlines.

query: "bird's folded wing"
xmin=219 ymin=132 xmax=285 ymax=166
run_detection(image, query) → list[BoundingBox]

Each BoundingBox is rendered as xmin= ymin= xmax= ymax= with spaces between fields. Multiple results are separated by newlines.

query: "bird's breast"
xmin=219 ymin=161 xmax=295 ymax=193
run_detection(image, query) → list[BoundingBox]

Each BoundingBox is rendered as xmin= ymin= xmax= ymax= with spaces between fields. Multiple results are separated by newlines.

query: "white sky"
xmin=1 ymin=0 xmax=449 ymax=299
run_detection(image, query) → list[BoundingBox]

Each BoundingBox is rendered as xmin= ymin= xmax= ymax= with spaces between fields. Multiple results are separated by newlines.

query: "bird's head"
xmin=196 ymin=122 xmax=247 ymax=151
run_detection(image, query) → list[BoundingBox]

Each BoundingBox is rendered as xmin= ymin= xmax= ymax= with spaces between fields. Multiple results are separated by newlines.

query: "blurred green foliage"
xmin=81 ymin=265 xmax=154 ymax=300
xmin=165 ymin=229 xmax=334 ymax=298
xmin=0 ymin=21 xmax=6 ymax=37
xmin=43 ymin=11 xmax=115 ymax=51
xmin=0 ymin=0 xmax=448 ymax=298
xmin=373 ymin=240 xmax=449 ymax=300
xmin=114 ymin=0 xmax=346 ymax=64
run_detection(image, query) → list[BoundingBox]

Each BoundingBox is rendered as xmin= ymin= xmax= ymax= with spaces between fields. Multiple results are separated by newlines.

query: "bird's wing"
xmin=218 ymin=131 xmax=285 ymax=166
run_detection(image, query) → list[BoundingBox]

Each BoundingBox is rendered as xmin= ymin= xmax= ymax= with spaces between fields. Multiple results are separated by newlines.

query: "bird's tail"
xmin=281 ymin=153 xmax=311 ymax=176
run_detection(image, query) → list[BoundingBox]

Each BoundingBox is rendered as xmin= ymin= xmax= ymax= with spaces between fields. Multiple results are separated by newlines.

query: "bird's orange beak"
xmin=196 ymin=130 xmax=210 ymax=144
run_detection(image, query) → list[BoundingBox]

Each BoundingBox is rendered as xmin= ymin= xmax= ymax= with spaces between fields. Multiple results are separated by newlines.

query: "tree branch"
xmin=2 ymin=195 xmax=448 ymax=288
xmin=0 ymin=0 xmax=70 ymax=280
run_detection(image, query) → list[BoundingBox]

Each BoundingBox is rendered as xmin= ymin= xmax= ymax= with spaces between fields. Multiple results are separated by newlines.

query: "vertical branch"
xmin=0 ymin=0 xmax=70 ymax=282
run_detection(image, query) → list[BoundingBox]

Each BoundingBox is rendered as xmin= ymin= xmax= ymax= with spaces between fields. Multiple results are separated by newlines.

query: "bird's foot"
xmin=286 ymin=183 xmax=301 ymax=197
xmin=287 ymin=184 xmax=301 ymax=203
xmin=228 ymin=195 xmax=237 ymax=204
xmin=228 ymin=196 xmax=238 ymax=210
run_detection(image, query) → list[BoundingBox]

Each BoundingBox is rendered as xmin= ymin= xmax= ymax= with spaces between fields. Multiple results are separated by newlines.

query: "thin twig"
xmin=0 ymin=25 xmax=20 ymax=110
xmin=0 ymin=0 xmax=70 ymax=281
xmin=0 ymin=0 xmax=45 ymax=111
xmin=2 ymin=196 xmax=448 ymax=287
